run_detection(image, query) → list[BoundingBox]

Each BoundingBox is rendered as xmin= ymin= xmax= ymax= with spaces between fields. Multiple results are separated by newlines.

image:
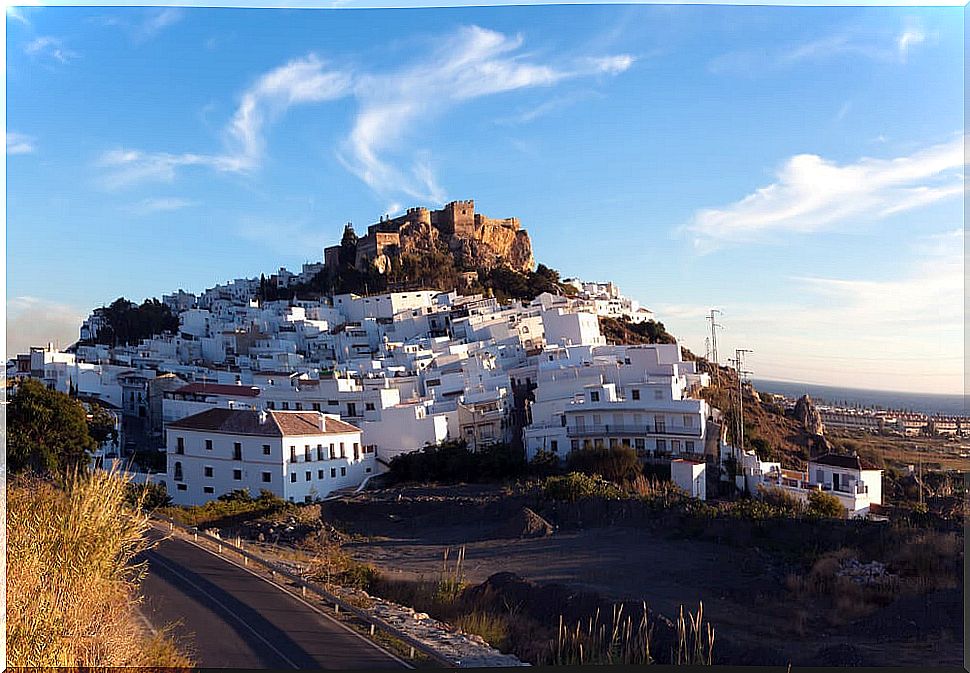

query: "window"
xmin=262 ymin=444 xmax=271 ymax=455
xmin=305 ymin=471 xmax=311 ymax=481
xmin=317 ymin=445 xmax=324 ymax=461
xmin=318 ymin=469 xmax=324 ymax=479
xmin=340 ymin=442 xmax=346 ymax=458
xmin=266 ymin=401 xmax=275 ymax=409
xmin=353 ymin=443 xmax=360 ymax=460
xmin=305 ymin=444 xmax=311 ymax=461
xmin=635 ymin=438 xmax=646 ymax=451
xmin=233 ymin=469 xmax=242 ymax=481
xmin=262 ymin=472 xmax=272 ymax=483
xmin=290 ymin=473 xmax=297 ymax=483
xmin=347 ymin=402 xmax=357 ymax=417
xmin=683 ymin=415 xmax=694 ymax=428
xmin=654 ymin=415 xmax=666 ymax=432
xmin=365 ymin=402 xmax=375 ymax=411
xmin=366 ymin=467 xmax=372 ymax=473
xmin=205 ymin=439 xmax=213 ymax=451
xmin=204 ymin=466 xmax=213 ymax=478
xmin=654 ymin=389 xmax=663 ymax=400
xmin=631 ymin=389 xmax=640 ymax=401
xmin=176 ymin=483 xmax=187 ymax=491
xmin=592 ymin=414 xmax=602 ymax=425
xmin=550 ymin=440 xmax=558 ymax=453
xmin=233 ymin=442 xmax=242 ymax=460
xmin=290 ymin=446 xmax=297 ymax=462
xmin=590 ymin=391 xmax=600 ymax=402
xmin=571 ymin=439 xmax=580 ymax=451
xmin=295 ymin=402 xmax=303 ymax=411
xmin=686 ymin=440 xmax=695 ymax=452
xmin=340 ymin=467 xmax=347 ymax=476
xmin=174 ymin=461 xmax=183 ymax=481
xmin=672 ymin=440 xmax=682 ymax=453
xmin=328 ymin=400 xmax=338 ymax=406
xmin=609 ymin=438 xmax=619 ymax=449
xmin=203 ymin=486 xmax=214 ymax=494
xmin=330 ymin=468 xmax=337 ymax=478
xmin=656 ymin=439 xmax=667 ymax=452
xmin=312 ymin=402 xmax=321 ymax=411
xmin=330 ymin=443 xmax=336 ymax=459
xmin=282 ymin=402 xmax=289 ymax=410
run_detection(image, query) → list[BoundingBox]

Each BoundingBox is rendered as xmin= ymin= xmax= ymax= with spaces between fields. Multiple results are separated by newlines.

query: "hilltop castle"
xmin=324 ymin=200 xmax=534 ymax=274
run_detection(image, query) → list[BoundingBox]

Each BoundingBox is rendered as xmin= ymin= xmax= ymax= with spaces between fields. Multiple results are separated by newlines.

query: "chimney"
xmin=258 ymin=410 xmax=268 ymax=425
xmin=319 ymin=413 xmax=326 ymax=432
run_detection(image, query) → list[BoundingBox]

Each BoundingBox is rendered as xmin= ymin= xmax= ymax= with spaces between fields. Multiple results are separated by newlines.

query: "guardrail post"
xmin=334 ymin=603 xmax=339 ymax=614
xmin=369 ymin=624 xmax=375 ymax=636
xmin=409 ymin=646 xmax=415 ymax=659
xmin=193 ymin=532 xmax=198 ymax=541
xmin=302 ymin=585 xmax=307 ymax=597
xmin=218 ymin=543 xmax=223 ymax=553
xmin=169 ymin=521 xmax=174 ymax=531
xmin=244 ymin=556 xmax=248 ymax=566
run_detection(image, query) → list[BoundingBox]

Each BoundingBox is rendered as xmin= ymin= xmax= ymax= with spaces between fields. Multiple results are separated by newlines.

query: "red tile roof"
xmin=168 ymin=408 xmax=360 ymax=437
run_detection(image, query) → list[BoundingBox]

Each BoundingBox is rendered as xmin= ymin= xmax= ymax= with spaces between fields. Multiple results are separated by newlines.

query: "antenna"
xmin=734 ymin=348 xmax=753 ymax=451
xmin=706 ymin=309 xmax=723 ymax=387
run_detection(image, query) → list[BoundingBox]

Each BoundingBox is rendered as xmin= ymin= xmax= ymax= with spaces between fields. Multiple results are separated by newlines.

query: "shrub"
xmin=541 ymin=472 xmax=628 ymax=502
xmin=758 ymin=485 xmax=806 ymax=516
xmin=387 ymin=440 xmax=526 ymax=484
xmin=565 ymin=446 xmax=642 ymax=484
xmin=7 ymin=469 xmax=191 ymax=666
xmin=806 ymin=490 xmax=846 ymax=519
xmin=125 ymin=479 xmax=172 ymax=511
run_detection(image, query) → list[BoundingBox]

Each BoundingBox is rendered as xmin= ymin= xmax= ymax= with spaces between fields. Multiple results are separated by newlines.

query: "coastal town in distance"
xmin=6 ymin=3 xmax=965 ymax=671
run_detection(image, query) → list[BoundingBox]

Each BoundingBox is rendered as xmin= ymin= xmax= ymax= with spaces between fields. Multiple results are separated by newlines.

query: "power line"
xmin=706 ymin=309 xmax=723 ymax=387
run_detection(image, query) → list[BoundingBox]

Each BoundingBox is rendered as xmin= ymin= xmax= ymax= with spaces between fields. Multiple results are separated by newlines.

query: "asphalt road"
xmin=138 ymin=529 xmax=409 ymax=669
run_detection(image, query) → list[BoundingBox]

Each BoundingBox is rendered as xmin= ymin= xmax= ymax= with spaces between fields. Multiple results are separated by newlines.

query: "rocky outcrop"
xmin=793 ymin=394 xmax=825 ymax=437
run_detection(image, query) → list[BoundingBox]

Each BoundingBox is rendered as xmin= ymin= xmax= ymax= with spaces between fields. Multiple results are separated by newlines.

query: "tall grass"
xmin=7 ymin=469 xmax=192 ymax=667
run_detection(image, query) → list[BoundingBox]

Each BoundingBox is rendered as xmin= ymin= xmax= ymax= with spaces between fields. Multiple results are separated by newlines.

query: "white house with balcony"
xmin=165 ymin=408 xmax=374 ymax=506
xmin=762 ymin=452 xmax=883 ymax=518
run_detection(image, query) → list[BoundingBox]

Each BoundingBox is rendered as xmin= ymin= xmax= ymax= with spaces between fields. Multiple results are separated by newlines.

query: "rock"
xmin=489 ymin=507 xmax=554 ymax=539
xmin=793 ymin=394 xmax=825 ymax=436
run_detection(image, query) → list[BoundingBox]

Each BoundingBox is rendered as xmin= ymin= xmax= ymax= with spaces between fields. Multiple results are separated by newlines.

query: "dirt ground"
xmin=326 ymin=485 xmax=964 ymax=667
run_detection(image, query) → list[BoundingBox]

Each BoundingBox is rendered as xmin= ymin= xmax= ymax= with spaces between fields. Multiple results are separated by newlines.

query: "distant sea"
xmin=752 ymin=379 xmax=967 ymax=417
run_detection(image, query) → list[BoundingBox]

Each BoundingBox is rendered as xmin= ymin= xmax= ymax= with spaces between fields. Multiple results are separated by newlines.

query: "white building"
xmin=165 ymin=408 xmax=374 ymax=505
xmin=762 ymin=452 xmax=883 ymax=518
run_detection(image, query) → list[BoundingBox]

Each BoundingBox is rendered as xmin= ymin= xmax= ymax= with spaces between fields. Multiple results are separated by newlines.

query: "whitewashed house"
xmin=165 ymin=408 xmax=374 ymax=505
xmin=762 ymin=452 xmax=883 ymax=518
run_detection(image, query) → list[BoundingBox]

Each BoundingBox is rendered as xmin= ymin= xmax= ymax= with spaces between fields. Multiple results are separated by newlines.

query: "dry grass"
xmin=7 ymin=469 xmax=192 ymax=667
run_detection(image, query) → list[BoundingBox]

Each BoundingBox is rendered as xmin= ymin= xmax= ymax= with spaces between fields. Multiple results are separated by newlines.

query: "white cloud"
xmin=135 ymin=8 xmax=183 ymax=42
xmin=6 ymin=6 xmax=29 ymax=25
xmin=100 ymin=26 xmax=632 ymax=204
xmin=6 ymin=297 xmax=85 ymax=359
xmin=25 ymin=36 xmax=78 ymax=63
xmin=99 ymin=55 xmax=352 ymax=189
xmin=339 ymin=25 xmax=633 ymax=202
xmin=896 ymin=28 xmax=926 ymax=59
xmin=124 ymin=197 xmax=196 ymax=215
xmin=7 ymin=132 xmax=35 ymax=155
xmin=687 ymin=136 xmax=964 ymax=249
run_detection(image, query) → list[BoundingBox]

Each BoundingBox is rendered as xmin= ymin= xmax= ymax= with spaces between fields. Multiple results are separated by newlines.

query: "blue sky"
xmin=5 ymin=3 xmax=965 ymax=394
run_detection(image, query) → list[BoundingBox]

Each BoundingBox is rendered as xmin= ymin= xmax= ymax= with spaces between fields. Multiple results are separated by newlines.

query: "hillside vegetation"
xmin=7 ymin=469 xmax=191 ymax=667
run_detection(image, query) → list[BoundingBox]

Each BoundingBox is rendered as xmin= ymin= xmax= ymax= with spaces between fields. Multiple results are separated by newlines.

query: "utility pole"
xmin=706 ymin=309 xmax=723 ymax=387
xmin=734 ymin=348 xmax=753 ymax=451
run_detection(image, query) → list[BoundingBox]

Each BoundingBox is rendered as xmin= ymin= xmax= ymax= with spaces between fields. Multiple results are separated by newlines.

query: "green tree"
xmin=806 ymin=489 xmax=845 ymax=518
xmin=8 ymin=379 xmax=98 ymax=475
xmin=566 ymin=446 xmax=642 ymax=484
xmin=339 ymin=222 xmax=358 ymax=267
xmin=86 ymin=404 xmax=119 ymax=450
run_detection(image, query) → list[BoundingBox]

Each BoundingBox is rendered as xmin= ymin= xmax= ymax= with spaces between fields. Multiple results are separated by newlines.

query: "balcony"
xmin=566 ymin=424 xmax=701 ymax=438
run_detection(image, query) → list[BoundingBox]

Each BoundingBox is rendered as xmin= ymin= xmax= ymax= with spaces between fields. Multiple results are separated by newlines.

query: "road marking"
xmin=152 ymin=525 xmax=411 ymax=668
xmin=145 ymin=549 xmax=302 ymax=669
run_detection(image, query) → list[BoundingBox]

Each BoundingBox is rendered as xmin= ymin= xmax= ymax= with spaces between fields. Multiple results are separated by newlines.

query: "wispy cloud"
xmin=338 ymin=25 xmax=633 ymax=203
xmin=99 ymin=54 xmax=352 ymax=189
xmin=25 ymin=36 xmax=78 ymax=64
xmin=7 ymin=132 xmax=35 ymax=155
xmin=710 ymin=24 xmax=933 ymax=76
xmin=96 ymin=8 xmax=185 ymax=44
xmin=6 ymin=6 xmax=30 ymax=25
xmin=98 ymin=25 xmax=633 ymax=204
xmin=687 ymin=135 xmax=964 ymax=250
xmin=124 ymin=197 xmax=196 ymax=216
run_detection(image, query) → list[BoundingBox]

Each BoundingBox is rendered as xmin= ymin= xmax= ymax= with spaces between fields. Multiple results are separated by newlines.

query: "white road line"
xmin=146 ymin=550 xmax=302 ymax=669
xmin=153 ymin=526 xmax=412 ymax=668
